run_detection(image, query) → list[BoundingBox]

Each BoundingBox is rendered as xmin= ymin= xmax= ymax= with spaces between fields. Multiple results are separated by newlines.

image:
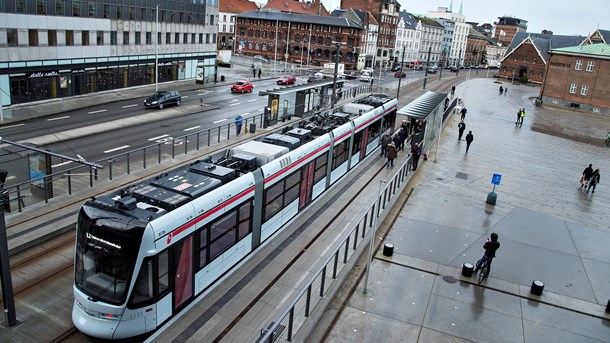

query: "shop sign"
xmin=72 ymin=69 xmax=85 ymax=73
xmin=27 ymin=71 xmax=59 ymax=78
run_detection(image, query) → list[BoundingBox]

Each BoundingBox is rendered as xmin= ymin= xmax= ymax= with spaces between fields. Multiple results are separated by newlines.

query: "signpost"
xmin=486 ymin=173 xmax=501 ymax=205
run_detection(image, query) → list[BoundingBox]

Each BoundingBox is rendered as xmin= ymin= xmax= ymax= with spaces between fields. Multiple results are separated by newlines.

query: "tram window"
xmin=314 ymin=153 xmax=328 ymax=183
xmin=332 ymin=141 xmax=349 ymax=169
xmin=158 ymin=250 xmax=169 ymax=295
xmin=237 ymin=202 xmax=252 ymax=240
xmin=209 ymin=212 xmax=237 ymax=260
xmin=368 ymin=121 xmax=381 ymax=141
xmin=132 ymin=258 xmax=154 ymax=305
xmin=198 ymin=229 xmax=208 ymax=268
xmin=352 ymin=131 xmax=363 ymax=154
xmin=284 ymin=172 xmax=300 ymax=205
xmin=264 ymin=182 xmax=284 ymax=221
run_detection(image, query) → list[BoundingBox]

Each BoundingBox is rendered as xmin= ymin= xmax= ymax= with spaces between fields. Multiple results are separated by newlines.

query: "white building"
xmin=427 ymin=3 xmax=468 ymax=67
xmin=218 ymin=0 xmax=258 ymax=51
xmin=414 ymin=15 xmax=444 ymax=66
xmin=394 ymin=11 xmax=421 ymax=66
xmin=0 ymin=0 xmax=218 ymax=106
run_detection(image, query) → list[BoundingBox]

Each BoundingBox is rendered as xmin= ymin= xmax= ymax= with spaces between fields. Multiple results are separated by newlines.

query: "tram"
xmin=72 ymin=94 xmax=397 ymax=339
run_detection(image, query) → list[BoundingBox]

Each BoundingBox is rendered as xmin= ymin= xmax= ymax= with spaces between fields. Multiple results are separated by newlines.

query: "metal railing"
xmin=257 ymin=154 xmax=414 ymax=343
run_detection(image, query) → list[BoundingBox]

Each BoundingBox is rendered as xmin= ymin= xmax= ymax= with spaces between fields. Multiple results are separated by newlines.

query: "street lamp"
xmin=331 ymin=41 xmax=345 ymax=106
xmin=363 ymin=179 xmax=387 ymax=294
xmin=396 ymin=45 xmax=406 ymax=98
xmin=155 ymin=4 xmax=159 ymax=91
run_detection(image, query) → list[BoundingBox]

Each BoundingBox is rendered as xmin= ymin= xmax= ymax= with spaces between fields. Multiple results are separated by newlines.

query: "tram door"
xmin=173 ymin=237 xmax=193 ymax=310
xmin=299 ymin=162 xmax=315 ymax=209
xmin=359 ymin=129 xmax=369 ymax=160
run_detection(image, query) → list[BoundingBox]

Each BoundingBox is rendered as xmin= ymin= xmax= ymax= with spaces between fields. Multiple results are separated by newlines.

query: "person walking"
xmin=235 ymin=114 xmax=243 ymax=136
xmin=473 ymin=232 xmax=500 ymax=279
xmin=386 ymin=142 xmax=397 ymax=168
xmin=398 ymin=127 xmax=408 ymax=151
xmin=451 ymin=85 xmax=456 ymax=97
xmin=587 ymin=168 xmax=601 ymax=194
xmin=392 ymin=133 xmax=401 ymax=152
xmin=380 ymin=132 xmax=391 ymax=157
xmin=458 ymin=119 xmax=466 ymax=140
xmin=499 ymin=86 xmax=504 ymax=94
xmin=258 ymin=68 xmax=262 ymax=79
xmin=582 ymin=164 xmax=594 ymax=188
xmin=460 ymin=107 xmax=467 ymax=121
xmin=519 ymin=109 xmax=525 ymax=127
xmin=465 ymin=130 xmax=474 ymax=153
xmin=515 ymin=108 xmax=522 ymax=127
xmin=252 ymin=68 xmax=256 ymax=78
xmin=411 ymin=143 xmax=422 ymax=170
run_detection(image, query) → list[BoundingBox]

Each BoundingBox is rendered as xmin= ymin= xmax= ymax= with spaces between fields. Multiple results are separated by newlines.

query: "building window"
xmin=66 ymin=30 xmax=74 ymax=45
xmin=88 ymin=2 xmax=95 ymax=16
xmin=48 ymin=30 xmax=57 ymax=46
xmin=111 ymin=31 xmax=117 ymax=45
xmin=575 ymin=59 xmax=582 ymax=70
xmin=97 ymin=31 xmax=104 ymax=45
xmin=72 ymin=0 xmax=80 ymax=16
xmin=29 ymin=29 xmax=39 ymax=46
xmin=146 ymin=32 xmax=152 ymax=45
xmin=157 ymin=32 xmax=161 ymax=45
xmin=135 ymin=31 xmax=141 ymax=45
xmin=210 ymin=15 xmax=214 ymax=25
xmin=199 ymin=33 xmax=203 ymax=44
xmin=586 ymin=61 xmax=594 ymax=72
xmin=56 ymin=0 xmax=64 ymax=15
xmin=175 ymin=33 xmax=179 ymax=44
xmin=103 ymin=4 xmax=110 ymax=18
xmin=206 ymin=33 xmax=210 ymax=43
xmin=213 ymin=34 xmax=216 ymax=43
xmin=82 ymin=30 xmax=89 ymax=45
xmin=166 ymin=32 xmax=171 ymax=44
xmin=569 ymin=83 xmax=577 ymax=94
xmin=37 ymin=0 xmax=46 ymax=14
xmin=580 ymin=85 xmax=589 ymax=96
xmin=123 ymin=31 xmax=129 ymax=45
xmin=183 ymin=33 xmax=188 ymax=44
xmin=16 ymin=0 xmax=26 ymax=13
xmin=191 ymin=33 xmax=195 ymax=44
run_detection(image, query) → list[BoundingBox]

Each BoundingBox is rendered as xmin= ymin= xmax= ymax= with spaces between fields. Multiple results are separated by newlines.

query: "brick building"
xmin=500 ymin=32 xmax=583 ymax=84
xmin=540 ymin=43 xmax=610 ymax=114
xmin=341 ymin=0 xmax=400 ymax=68
xmin=235 ymin=10 xmax=362 ymax=69
xmin=464 ymin=27 xmax=488 ymax=67
xmin=493 ymin=16 xmax=527 ymax=46
xmin=218 ymin=0 xmax=258 ymax=51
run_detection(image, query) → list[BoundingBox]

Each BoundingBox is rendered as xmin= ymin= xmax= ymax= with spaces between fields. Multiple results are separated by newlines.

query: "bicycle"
xmin=475 ymin=258 xmax=490 ymax=284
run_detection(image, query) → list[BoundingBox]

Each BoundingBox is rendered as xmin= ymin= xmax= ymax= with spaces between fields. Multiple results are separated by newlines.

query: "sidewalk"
xmin=310 ymin=78 xmax=610 ymax=342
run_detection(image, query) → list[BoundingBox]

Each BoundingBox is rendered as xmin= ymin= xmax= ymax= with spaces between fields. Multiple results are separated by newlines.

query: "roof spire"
xmin=459 ymin=0 xmax=463 ymax=14
xmin=449 ymin=0 xmax=453 ymax=12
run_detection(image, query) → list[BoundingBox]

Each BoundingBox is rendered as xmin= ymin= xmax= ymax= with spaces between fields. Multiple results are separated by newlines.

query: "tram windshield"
xmin=75 ymin=207 xmax=144 ymax=305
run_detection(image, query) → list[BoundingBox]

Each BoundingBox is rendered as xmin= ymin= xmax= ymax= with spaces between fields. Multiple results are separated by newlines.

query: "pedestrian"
xmin=386 ymin=142 xmax=397 ymax=168
xmin=252 ymin=68 xmax=256 ymax=78
xmin=499 ymin=85 xmax=504 ymax=94
xmin=451 ymin=85 xmax=456 ymax=97
xmin=410 ymin=117 xmax=417 ymax=134
xmin=465 ymin=130 xmax=474 ymax=153
xmin=473 ymin=232 xmax=500 ymax=279
xmin=460 ymin=107 xmax=467 ymax=121
xmin=458 ymin=119 xmax=466 ymax=140
xmin=398 ymin=127 xmax=408 ymax=151
xmin=411 ymin=143 xmax=422 ymax=170
xmin=392 ymin=133 xmax=401 ymax=151
xmin=380 ymin=132 xmax=391 ymax=157
xmin=370 ymin=77 xmax=374 ymax=85
xmin=401 ymin=119 xmax=410 ymax=135
xmin=235 ymin=114 xmax=243 ymax=136
xmin=444 ymin=97 xmax=449 ymax=111
xmin=519 ymin=108 xmax=525 ymax=127
xmin=515 ymin=108 xmax=522 ymax=127
xmin=581 ymin=164 xmax=593 ymax=188
xmin=258 ymin=68 xmax=261 ymax=79
xmin=504 ymin=88 xmax=508 ymax=95
xmin=586 ymin=168 xmax=600 ymax=194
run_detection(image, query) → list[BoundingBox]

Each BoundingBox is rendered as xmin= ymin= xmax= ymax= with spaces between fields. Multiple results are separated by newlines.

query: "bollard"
xmin=383 ymin=243 xmax=394 ymax=257
xmin=462 ymin=263 xmax=474 ymax=277
xmin=530 ymin=280 xmax=544 ymax=295
xmin=486 ymin=191 xmax=497 ymax=205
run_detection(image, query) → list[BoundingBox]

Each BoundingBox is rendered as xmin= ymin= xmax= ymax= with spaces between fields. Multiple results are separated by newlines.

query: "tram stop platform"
xmin=308 ymin=77 xmax=610 ymax=343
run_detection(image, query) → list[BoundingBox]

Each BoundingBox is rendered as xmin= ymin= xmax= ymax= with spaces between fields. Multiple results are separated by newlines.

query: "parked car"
xmin=413 ymin=65 xmax=423 ymax=71
xmin=254 ymin=55 xmax=269 ymax=63
xmin=449 ymin=66 xmax=459 ymax=72
xmin=345 ymin=71 xmax=359 ymax=80
xmin=426 ymin=66 xmax=438 ymax=74
xmin=394 ymin=71 xmax=407 ymax=78
xmin=277 ymin=75 xmax=297 ymax=85
xmin=361 ymin=67 xmax=374 ymax=75
xmin=359 ymin=72 xmax=373 ymax=82
xmin=307 ymin=72 xmax=324 ymax=83
xmin=144 ymin=90 xmax=181 ymax=109
xmin=231 ymin=80 xmax=253 ymax=93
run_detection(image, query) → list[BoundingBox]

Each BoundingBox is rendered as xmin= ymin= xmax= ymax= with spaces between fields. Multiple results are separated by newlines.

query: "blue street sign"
xmin=491 ymin=173 xmax=502 ymax=185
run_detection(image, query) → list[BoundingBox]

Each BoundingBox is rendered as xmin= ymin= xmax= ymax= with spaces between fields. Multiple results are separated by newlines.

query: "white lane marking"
xmin=242 ymin=112 xmax=250 ymax=115
xmin=148 ymin=134 xmax=169 ymax=141
xmin=229 ymin=99 xmax=238 ymax=102
xmin=182 ymin=95 xmax=189 ymax=98
xmin=104 ymin=145 xmax=130 ymax=153
xmin=122 ymin=104 xmax=138 ymax=108
xmin=47 ymin=116 xmax=70 ymax=121
xmin=1 ymin=123 xmax=25 ymax=129
xmin=216 ymin=90 xmax=224 ymax=92
xmin=229 ymin=103 xmax=240 ymax=106
xmin=52 ymin=161 xmax=73 ymax=168
xmin=184 ymin=126 xmax=201 ymax=131
xmin=214 ymin=119 xmax=227 ymax=124
xmin=247 ymin=99 xmax=258 ymax=102
xmin=88 ymin=109 xmax=107 ymax=114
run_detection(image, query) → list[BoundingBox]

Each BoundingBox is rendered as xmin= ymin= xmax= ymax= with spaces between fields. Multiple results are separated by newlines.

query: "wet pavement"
xmin=310 ymin=77 xmax=610 ymax=343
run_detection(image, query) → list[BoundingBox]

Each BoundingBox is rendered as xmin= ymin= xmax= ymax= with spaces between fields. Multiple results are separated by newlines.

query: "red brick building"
xmin=341 ymin=0 xmax=400 ymax=67
xmin=263 ymin=0 xmax=329 ymax=15
xmin=493 ymin=16 xmax=527 ymax=46
xmin=464 ymin=28 xmax=488 ymax=67
xmin=500 ymin=32 xmax=584 ymax=84
xmin=540 ymin=43 xmax=610 ymax=114
xmin=235 ymin=10 xmax=363 ymax=69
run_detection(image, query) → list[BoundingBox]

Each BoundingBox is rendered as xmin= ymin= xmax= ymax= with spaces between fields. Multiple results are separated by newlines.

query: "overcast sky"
xmin=320 ymin=0 xmax=607 ymax=36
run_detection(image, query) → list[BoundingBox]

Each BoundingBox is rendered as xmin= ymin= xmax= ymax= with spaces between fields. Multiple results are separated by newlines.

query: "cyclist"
xmin=473 ymin=232 xmax=500 ymax=279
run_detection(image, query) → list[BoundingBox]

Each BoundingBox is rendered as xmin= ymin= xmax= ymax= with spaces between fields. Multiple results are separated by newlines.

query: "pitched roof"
xmin=581 ymin=29 xmax=610 ymax=45
xmin=219 ymin=0 xmax=258 ymax=14
xmin=504 ymin=31 xmax=585 ymax=63
xmin=263 ymin=0 xmax=329 ymax=16
xmin=552 ymin=43 xmax=610 ymax=58
xmin=414 ymin=15 xmax=445 ymax=29
xmin=237 ymin=10 xmax=363 ymax=29
xmin=468 ymin=28 xmax=488 ymax=40
xmin=399 ymin=11 xmax=418 ymax=30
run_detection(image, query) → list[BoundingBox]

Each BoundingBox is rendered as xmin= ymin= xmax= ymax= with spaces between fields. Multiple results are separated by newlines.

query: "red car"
xmin=231 ymin=80 xmax=253 ymax=93
xmin=394 ymin=71 xmax=407 ymax=78
xmin=277 ymin=75 xmax=297 ymax=85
